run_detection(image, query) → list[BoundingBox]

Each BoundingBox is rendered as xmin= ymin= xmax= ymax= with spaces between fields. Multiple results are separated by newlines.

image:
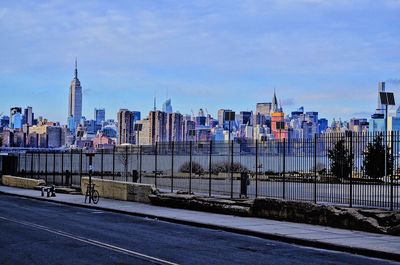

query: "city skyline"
xmin=1 ymin=0 xmax=400 ymax=122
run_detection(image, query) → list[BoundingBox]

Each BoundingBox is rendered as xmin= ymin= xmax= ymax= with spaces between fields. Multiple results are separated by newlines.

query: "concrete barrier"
xmin=81 ymin=177 xmax=157 ymax=203
xmin=1 ymin=175 xmax=45 ymax=189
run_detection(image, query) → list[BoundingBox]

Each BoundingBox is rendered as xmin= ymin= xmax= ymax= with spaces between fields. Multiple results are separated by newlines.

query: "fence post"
xmin=171 ymin=141 xmax=174 ymax=193
xmin=155 ymin=142 xmax=158 ymax=187
xmin=61 ymin=152 xmax=64 ymax=185
xmin=125 ymin=145 xmax=129 ymax=182
xmin=30 ymin=152 xmax=34 ymax=179
xmin=390 ymin=131 xmax=394 ymax=211
xmin=70 ymin=151 xmax=73 ymax=185
xmin=189 ymin=141 xmax=192 ymax=194
xmin=349 ymin=131 xmax=353 ymax=208
xmin=282 ymin=138 xmax=286 ymax=200
xmin=255 ymin=139 xmax=258 ymax=198
xmin=139 ymin=145 xmax=143 ymax=183
xmin=53 ymin=152 xmax=56 ymax=184
xmin=230 ymin=140 xmax=234 ymax=199
xmin=24 ymin=152 xmax=27 ymax=177
xmin=314 ymin=134 xmax=317 ymax=204
xmin=45 ymin=152 xmax=48 ymax=184
xmin=101 ymin=149 xmax=104 ymax=180
xmin=79 ymin=149 xmax=83 ymax=184
xmin=113 ymin=145 xmax=115 ymax=180
xmin=209 ymin=141 xmax=212 ymax=197
xmin=37 ymin=152 xmax=41 ymax=179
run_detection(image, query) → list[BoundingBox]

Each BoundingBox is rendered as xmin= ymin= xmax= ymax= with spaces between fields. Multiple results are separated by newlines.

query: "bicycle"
xmin=85 ymin=183 xmax=100 ymax=204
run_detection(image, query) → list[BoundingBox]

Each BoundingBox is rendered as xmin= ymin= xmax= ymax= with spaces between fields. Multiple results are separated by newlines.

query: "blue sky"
xmin=1 ymin=0 xmax=400 ymax=123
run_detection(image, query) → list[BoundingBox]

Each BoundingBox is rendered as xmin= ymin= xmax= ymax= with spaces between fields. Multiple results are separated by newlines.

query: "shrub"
xmin=328 ymin=139 xmax=353 ymax=179
xmin=179 ymin=161 xmax=205 ymax=174
xmin=210 ymin=162 xmax=249 ymax=174
xmin=363 ymin=134 xmax=393 ymax=179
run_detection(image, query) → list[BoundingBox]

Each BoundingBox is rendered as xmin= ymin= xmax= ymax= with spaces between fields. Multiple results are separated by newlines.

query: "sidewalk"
xmin=0 ymin=185 xmax=399 ymax=262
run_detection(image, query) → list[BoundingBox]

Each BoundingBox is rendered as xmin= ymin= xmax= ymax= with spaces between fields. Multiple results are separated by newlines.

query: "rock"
xmin=387 ymin=224 xmax=400 ymax=235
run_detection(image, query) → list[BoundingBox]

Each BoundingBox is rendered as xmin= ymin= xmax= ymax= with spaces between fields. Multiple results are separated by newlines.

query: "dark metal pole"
xmin=53 ymin=152 xmax=56 ymax=184
xmin=282 ymin=138 xmax=286 ymax=199
xmin=209 ymin=140 xmax=212 ymax=197
xmin=101 ymin=149 xmax=104 ymax=180
xmin=155 ymin=142 xmax=158 ymax=187
xmin=61 ymin=152 xmax=64 ymax=185
xmin=390 ymin=131 xmax=394 ymax=211
xmin=112 ymin=146 xmax=115 ymax=180
xmin=255 ymin=139 xmax=258 ymax=198
xmin=45 ymin=152 xmax=48 ymax=184
xmin=79 ymin=149 xmax=83 ymax=184
xmin=230 ymin=140 xmax=234 ymax=199
xmin=125 ymin=145 xmax=129 ymax=182
xmin=189 ymin=141 xmax=192 ymax=193
xmin=88 ymin=155 xmax=93 ymax=204
xmin=349 ymin=132 xmax=353 ymax=208
xmin=30 ymin=152 xmax=33 ymax=179
xmin=139 ymin=145 xmax=143 ymax=183
xmin=170 ymin=141 xmax=175 ymax=192
xmin=70 ymin=150 xmax=73 ymax=186
xmin=314 ymin=134 xmax=317 ymax=204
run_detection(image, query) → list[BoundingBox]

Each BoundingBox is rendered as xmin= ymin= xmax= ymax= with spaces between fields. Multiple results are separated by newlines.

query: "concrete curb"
xmin=1 ymin=190 xmax=399 ymax=262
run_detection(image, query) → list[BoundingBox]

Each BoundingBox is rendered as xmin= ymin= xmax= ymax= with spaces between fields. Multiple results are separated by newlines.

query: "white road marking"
xmin=0 ymin=216 xmax=179 ymax=265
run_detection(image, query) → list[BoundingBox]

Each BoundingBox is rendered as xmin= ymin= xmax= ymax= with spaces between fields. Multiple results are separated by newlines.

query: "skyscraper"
xmin=68 ymin=59 xmax=83 ymax=126
xmin=167 ymin=112 xmax=183 ymax=142
xmin=23 ymin=106 xmax=34 ymax=126
xmin=117 ymin=109 xmax=134 ymax=145
xmin=149 ymin=110 xmax=167 ymax=144
xmin=162 ymin=99 xmax=173 ymax=113
xmin=94 ymin=108 xmax=105 ymax=126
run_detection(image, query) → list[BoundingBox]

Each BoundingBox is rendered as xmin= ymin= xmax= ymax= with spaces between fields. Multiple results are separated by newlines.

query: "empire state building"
xmin=68 ymin=59 xmax=82 ymax=126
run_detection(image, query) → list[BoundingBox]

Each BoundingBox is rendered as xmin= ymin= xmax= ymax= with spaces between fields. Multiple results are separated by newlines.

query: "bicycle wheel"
xmin=92 ymin=190 xmax=100 ymax=204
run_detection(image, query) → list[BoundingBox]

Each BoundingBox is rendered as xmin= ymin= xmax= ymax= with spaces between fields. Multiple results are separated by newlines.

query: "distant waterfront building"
xmin=117 ymin=109 xmax=135 ymax=145
xmin=11 ymin=112 xmax=23 ymax=130
xmin=255 ymin=103 xmax=271 ymax=116
xmin=239 ymin=111 xmax=252 ymax=125
xmin=94 ymin=108 xmax=105 ymax=126
xmin=68 ymin=59 xmax=83 ymax=126
xmin=271 ymin=90 xmax=278 ymax=113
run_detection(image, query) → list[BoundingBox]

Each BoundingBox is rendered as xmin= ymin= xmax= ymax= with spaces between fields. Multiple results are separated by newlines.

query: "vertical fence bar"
xmin=24 ymin=153 xmax=27 ymax=177
xmin=53 ymin=152 xmax=56 ymax=184
xmin=155 ymin=142 xmax=158 ymax=187
xmin=282 ymin=138 xmax=286 ymax=200
xmin=390 ymin=131 xmax=394 ymax=211
xmin=209 ymin=140 xmax=212 ymax=197
xmin=189 ymin=141 xmax=192 ymax=194
xmin=349 ymin=131 xmax=353 ymax=208
xmin=125 ymin=145 xmax=129 ymax=182
xmin=171 ymin=141 xmax=174 ymax=193
xmin=30 ymin=152 xmax=34 ymax=179
xmin=314 ymin=134 xmax=317 ymax=204
xmin=45 ymin=152 xmax=48 ymax=184
xmin=79 ymin=149 xmax=83 ymax=184
xmin=255 ymin=139 xmax=258 ymax=198
xmin=70 ymin=151 xmax=73 ymax=186
xmin=61 ymin=152 xmax=64 ymax=185
xmin=139 ymin=145 xmax=143 ymax=183
xmin=230 ymin=140 xmax=234 ymax=199
xmin=101 ymin=149 xmax=104 ymax=180
xmin=112 ymin=146 xmax=116 ymax=180
xmin=37 ymin=151 xmax=41 ymax=179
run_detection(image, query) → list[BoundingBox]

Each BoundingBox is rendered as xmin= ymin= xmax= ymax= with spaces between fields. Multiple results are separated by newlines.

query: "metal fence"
xmin=7 ymin=131 xmax=400 ymax=210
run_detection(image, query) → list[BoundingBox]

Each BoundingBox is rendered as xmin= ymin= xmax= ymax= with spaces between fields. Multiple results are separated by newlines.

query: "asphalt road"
xmin=0 ymin=194 xmax=398 ymax=265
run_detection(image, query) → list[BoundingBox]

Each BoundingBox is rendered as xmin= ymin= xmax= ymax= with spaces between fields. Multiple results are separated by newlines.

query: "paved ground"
xmin=0 ymin=194 xmax=398 ymax=265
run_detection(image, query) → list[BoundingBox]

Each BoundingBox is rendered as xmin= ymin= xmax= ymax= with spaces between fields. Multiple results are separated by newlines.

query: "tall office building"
xmin=167 ymin=112 xmax=183 ymax=142
xmin=271 ymin=90 xmax=278 ymax=113
xmin=239 ymin=111 xmax=252 ymax=125
xmin=117 ymin=109 xmax=134 ymax=145
xmin=149 ymin=110 xmax=167 ymax=144
xmin=10 ymin=107 xmax=22 ymax=129
xmin=68 ymin=59 xmax=83 ymax=126
xmin=23 ymin=106 xmax=34 ymax=126
xmin=162 ymin=99 xmax=173 ymax=113
xmin=94 ymin=108 xmax=105 ymax=125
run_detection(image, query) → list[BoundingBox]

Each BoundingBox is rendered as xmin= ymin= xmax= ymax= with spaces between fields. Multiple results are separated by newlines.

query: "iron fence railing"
xmin=4 ymin=131 xmax=400 ymax=210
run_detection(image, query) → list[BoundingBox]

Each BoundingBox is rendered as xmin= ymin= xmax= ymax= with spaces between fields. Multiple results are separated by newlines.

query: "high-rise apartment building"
xmin=167 ymin=112 xmax=183 ymax=142
xmin=149 ymin=110 xmax=167 ymax=144
xmin=117 ymin=109 xmax=134 ymax=145
xmin=68 ymin=59 xmax=83 ymax=126
xmin=377 ymin=82 xmax=386 ymax=115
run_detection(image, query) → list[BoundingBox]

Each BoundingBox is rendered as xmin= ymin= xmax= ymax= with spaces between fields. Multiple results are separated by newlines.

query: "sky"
xmin=1 ymin=0 xmax=400 ymax=123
